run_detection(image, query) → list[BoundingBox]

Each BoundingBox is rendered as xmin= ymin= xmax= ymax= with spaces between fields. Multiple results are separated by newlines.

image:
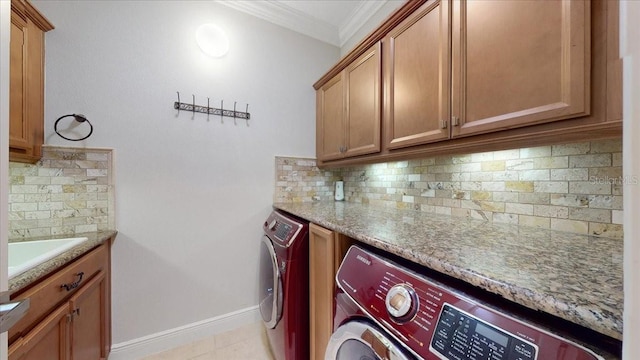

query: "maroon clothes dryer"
xmin=326 ymin=246 xmax=613 ymax=360
xmin=259 ymin=210 xmax=309 ymax=360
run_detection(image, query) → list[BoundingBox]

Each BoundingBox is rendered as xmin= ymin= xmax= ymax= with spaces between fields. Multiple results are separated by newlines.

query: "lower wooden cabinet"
xmin=70 ymin=271 xmax=108 ymax=360
xmin=8 ymin=241 xmax=112 ymax=360
xmin=309 ymin=223 xmax=353 ymax=360
xmin=8 ymin=304 xmax=70 ymax=360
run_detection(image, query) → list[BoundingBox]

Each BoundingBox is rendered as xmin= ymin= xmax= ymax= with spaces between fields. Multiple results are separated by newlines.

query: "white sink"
xmin=8 ymin=237 xmax=88 ymax=279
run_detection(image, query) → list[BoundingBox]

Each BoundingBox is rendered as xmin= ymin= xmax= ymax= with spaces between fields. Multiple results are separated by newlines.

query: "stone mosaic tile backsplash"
xmin=274 ymin=139 xmax=624 ymax=239
xmin=274 ymin=157 xmax=340 ymax=203
xmin=8 ymin=146 xmax=115 ymax=240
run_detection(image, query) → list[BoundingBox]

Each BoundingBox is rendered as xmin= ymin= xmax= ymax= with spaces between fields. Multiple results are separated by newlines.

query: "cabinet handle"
xmin=452 ymin=116 xmax=460 ymax=127
xmin=440 ymin=119 xmax=448 ymax=129
xmin=60 ymin=272 xmax=85 ymax=292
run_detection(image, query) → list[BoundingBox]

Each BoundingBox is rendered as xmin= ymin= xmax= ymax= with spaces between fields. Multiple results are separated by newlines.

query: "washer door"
xmin=325 ymin=320 xmax=416 ymax=360
xmin=259 ymin=235 xmax=283 ymax=329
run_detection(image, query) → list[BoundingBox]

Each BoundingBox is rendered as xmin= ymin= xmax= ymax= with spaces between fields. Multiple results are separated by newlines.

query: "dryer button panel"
xmin=431 ymin=303 xmax=536 ymax=360
xmin=263 ymin=211 xmax=303 ymax=247
xmin=274 ymin=222 xmax=292 ymax=242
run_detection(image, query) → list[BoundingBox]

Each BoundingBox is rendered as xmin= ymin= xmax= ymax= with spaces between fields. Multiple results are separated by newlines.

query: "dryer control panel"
xmin=336 ymin=246 xmax=604 ymax=360
xmin=263 ymin=210 xmax=304 ymax=247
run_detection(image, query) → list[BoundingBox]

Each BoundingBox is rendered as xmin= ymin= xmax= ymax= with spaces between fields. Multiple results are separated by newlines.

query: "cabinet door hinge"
xmin=67 ymin=308 xmax=80 ymax=322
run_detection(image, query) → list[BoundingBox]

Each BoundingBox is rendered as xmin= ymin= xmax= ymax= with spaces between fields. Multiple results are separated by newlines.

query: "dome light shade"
xmin=196 ymin=23 xmax=229 ymax=58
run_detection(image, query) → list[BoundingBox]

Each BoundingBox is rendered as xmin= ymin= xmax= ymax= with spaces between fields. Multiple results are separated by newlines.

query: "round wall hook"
xmin=54 ymin=114 xmax=93 ymax=141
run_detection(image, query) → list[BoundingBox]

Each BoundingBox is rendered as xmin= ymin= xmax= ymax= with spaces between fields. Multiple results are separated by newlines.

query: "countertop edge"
xmin=8 ymin=230 xmax=118 ymax=293
xmin=273 ymin=202 xmax=623 ymax=341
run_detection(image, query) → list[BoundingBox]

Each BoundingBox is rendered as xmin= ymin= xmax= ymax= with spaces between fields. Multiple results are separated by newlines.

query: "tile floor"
xmin=140 ymin=322 xmax=274 ymax=360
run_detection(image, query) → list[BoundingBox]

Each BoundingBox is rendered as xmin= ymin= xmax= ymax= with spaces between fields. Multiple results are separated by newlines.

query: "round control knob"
xmin=385 ymin=284 xmax=418 ymax=322
xmin=268 ymin=220 xmax=277 ymax=230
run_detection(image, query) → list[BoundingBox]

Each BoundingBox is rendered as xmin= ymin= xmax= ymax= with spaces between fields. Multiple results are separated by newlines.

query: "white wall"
xmin=622 ymin=1 xmax=640 ymax=358
xmin=31 ymin=0 xmax=338 ymax=349
xmin=1 ymin=1 xmax=10 ymax=358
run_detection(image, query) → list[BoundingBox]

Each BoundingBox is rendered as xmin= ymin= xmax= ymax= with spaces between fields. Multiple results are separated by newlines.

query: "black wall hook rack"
xmin=174 ymin=92 xmax=250 ymax=120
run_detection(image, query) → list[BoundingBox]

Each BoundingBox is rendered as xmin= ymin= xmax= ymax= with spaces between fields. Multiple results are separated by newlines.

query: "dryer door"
xmin=259 ymin=235 xmax=283 ymax=329
xmin=325 ymin=320 xmax=416 ymax=360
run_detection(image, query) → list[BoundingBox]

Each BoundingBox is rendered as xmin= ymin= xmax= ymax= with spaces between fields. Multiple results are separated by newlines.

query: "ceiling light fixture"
xmin=195 ymin=23 xmax=229 ymax=58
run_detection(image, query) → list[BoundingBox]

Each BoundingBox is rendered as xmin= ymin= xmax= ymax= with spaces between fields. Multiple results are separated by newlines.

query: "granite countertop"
xmin=274 ymin=201 xmax=623 ymax=341
xmin=8 ymin=230 xmax=118 ymax=293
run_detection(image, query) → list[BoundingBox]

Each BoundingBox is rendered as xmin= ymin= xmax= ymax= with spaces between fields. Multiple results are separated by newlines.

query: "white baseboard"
xmin=109 ymin=306 xmax=261 ymax=360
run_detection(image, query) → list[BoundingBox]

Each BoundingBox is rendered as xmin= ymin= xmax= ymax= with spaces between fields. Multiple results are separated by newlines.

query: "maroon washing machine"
xmin=326 ymin=246 xmax=615 ymax=360
xmin=259 ymin=210 xmax=309 ymax=360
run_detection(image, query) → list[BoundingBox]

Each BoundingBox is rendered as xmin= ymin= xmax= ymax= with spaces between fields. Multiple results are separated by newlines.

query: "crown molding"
xmin=338 ymin=1 xmax=388 ymax=47
xmin=215 ymin=0 xmax=394 ymax=48
xmin=215 ymin=0 xmax=339 ymax=46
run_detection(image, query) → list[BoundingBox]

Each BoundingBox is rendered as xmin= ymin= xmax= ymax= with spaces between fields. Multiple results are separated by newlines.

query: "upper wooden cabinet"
xmin=314 ymin=0 xmax=621 ymax=167
xmin=384 ymin=0 xmax=451 ymax=149
xmin=451 ymin=0 xmax=590 ymax=137
xmin=317 ymin=74 xmax=344 ymax=161
xmin=9 ymin=0 xmax=54 ymax=164
xmin=316 ymin=43 xmax=381 ymax=161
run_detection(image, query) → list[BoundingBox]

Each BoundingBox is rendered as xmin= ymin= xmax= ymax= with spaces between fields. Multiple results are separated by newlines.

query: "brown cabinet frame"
xmin=8 ymin=0 xmax=54 ymax=164
xmin=314 ymin=0 xmax=621 ymax=168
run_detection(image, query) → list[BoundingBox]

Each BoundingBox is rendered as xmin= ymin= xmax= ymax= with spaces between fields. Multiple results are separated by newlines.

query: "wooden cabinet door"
xmin=23 ymin=17 xmax=46 ymax=161
xmin=316 ymin=73 xmax=344 ymax=161
xmin=9 ymin=1 xmax=52 ymax=163
xmin=8 ymin=304 xmax=70 ymax=360
xmin=451 ymin=0 xmax=590 ymax=137
xmin=384 ymin=0 xmax=451 ymax=150
xmin=69 ymin=271 xmax=108 ymax=360
xmin=309 ymin=223 xmax=355 ymax=360
xmin=309 ymin=223 xmax=336 ymax=360
xmin=344 ymin=42 xmax=381 ymax=158
xmin=9 ymin=11 xmax=30 ymax=153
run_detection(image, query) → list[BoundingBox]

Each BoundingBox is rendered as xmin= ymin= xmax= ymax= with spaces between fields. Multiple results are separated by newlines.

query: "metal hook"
xmin=175 ymin=91 xmax=181 ymax=113
xmin=233 ymin=101 xmax=237 ymax=125
xmin=191 ymin=94 xmax=196 ymax=120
